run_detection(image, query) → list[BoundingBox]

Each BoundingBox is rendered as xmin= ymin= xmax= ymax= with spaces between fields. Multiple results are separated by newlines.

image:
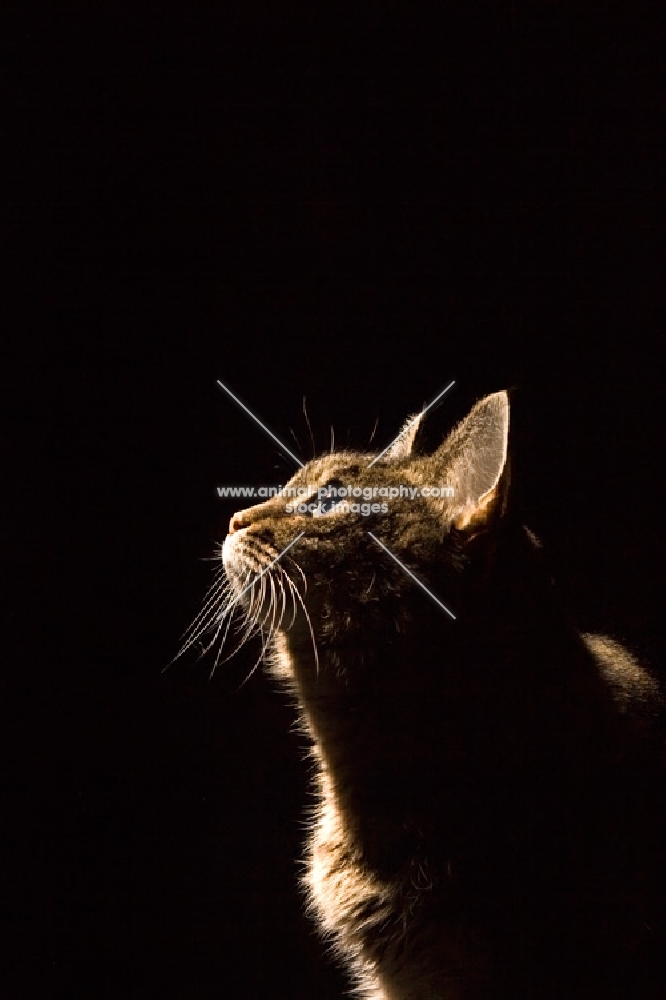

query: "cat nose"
xmin=228 ymin=510 xmax=249 ymax=535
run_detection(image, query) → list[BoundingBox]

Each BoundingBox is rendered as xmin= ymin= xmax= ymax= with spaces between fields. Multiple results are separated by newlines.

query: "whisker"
xmin=177 ymin=578 xmax=230 ymax=644
xmin=266 ymin=572 xmax=279 ymax=651
xmin=211 ymin=570 xmax=259 ymax=677
xmin=286 ymin=554 xmax=308 ymax=595
xmin=276 ymin=570 xmax=289 ymax=633
xmin=165 ymin=580 xmax=232 ymax=669
xmin=282 ymin=571 xmax=300 ymax=632
xmin=237 ymin=569 xmax=279 ymax=689
xmin=175 ymin=570 xmax=228 ymax=641
xmin=208 ymin=566 xmax=256 ymax=658
xmin=289 ymin=426 xmax=304 ymax=454
xmin=209 ymin=574 xmax=247 ymax=671
xmin=236 ymin=635 xmax=267 ymax=690
xmin=176 ymin=531 xmax=310 ymax=682
xmin=235 ymin=619 xmax=267 ymax=689
xmin=247 ymin=568 xmax=262 ymax=620
xmin=303 ymin=396 xmax=316 ymax=459
xmin=207 ymin=594 xmax=248 ymax=673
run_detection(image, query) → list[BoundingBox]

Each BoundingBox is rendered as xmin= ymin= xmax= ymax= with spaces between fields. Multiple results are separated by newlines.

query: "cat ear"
xmin=438 ymin=391 xmax=509 ymax=532
xmin=384 ymin=411 xmax=426 ymax=461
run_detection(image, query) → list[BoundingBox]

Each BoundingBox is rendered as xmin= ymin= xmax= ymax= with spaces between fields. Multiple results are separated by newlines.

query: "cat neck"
xmin=273 ymin=520 xmax=625 ymax=873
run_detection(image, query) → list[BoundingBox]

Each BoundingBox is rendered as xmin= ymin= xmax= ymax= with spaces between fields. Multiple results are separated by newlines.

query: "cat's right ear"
xmin=438 ymin=391 xmax=510 ymax=534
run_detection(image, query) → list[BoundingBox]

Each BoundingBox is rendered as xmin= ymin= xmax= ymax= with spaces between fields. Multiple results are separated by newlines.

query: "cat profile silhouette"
xmin=197 ymin=391 xmax=665 ymax=999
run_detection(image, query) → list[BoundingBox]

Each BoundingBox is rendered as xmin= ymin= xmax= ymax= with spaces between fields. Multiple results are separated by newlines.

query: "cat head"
xmin=185 ymin=391 xmax=510 ymax=670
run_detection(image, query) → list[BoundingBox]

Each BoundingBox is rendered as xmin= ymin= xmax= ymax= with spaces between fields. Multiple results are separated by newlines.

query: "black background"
xmin=4 ymin=5 xmax=665 ymax=998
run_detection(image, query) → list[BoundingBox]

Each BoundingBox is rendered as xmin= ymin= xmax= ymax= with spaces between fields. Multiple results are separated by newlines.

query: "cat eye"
xmin=313 ymin=478 xmax=346 ymax=516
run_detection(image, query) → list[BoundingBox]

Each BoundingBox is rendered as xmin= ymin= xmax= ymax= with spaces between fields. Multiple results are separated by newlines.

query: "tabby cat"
xmin=197 ymin=391 xmax=664 ymax=998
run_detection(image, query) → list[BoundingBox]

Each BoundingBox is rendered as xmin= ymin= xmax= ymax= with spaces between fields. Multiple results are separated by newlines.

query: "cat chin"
xmin=220 ymin=532 xmax=240 ymax=580
xmin=221 ymin=531 xmax=259 ymax=589
xmin=221 ymin=531 xmax=307 ymax=637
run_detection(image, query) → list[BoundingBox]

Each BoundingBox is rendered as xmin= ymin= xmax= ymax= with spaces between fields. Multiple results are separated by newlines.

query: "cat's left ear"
xmin=438 ymin=391 xmax=510 ymax=533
